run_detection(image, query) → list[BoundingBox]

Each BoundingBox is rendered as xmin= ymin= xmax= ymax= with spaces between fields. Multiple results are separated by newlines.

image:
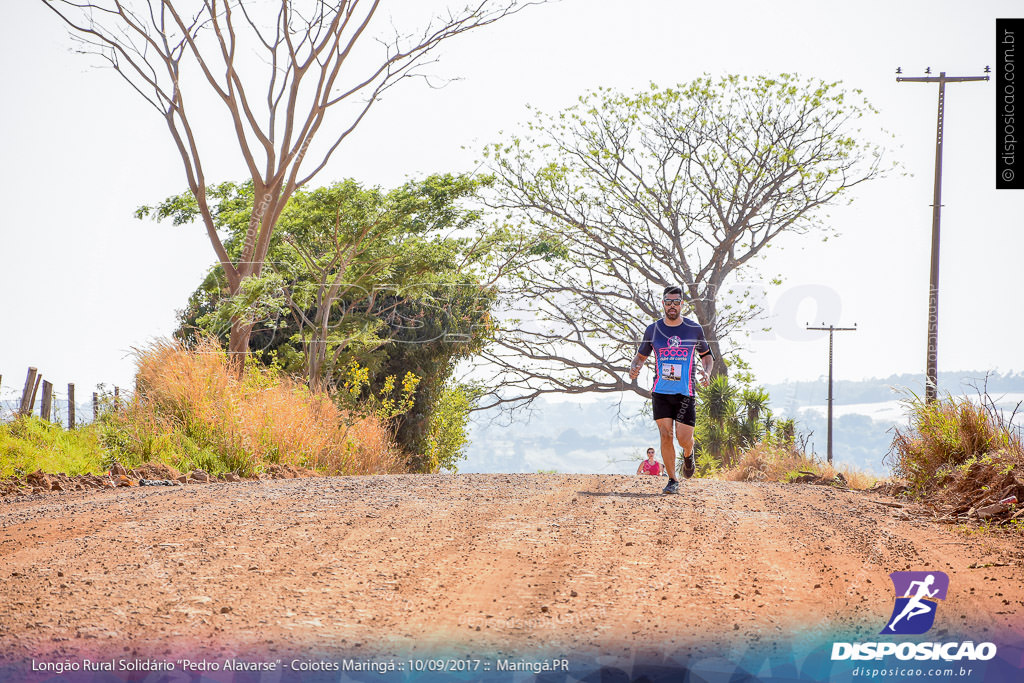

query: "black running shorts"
xmin=652 ymin=392 xmax=696 ymax=426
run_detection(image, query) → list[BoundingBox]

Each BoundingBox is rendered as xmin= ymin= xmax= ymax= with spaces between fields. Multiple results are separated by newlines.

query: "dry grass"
xmin=101 ymin=337 xmax=406 ymax=476
xmin=884 ymin=391 xmax=1023 ymax=525
xmin=719 ymin=443 xmax=877 ymax=490
xmin=887 ymin=392 xmax=1023 ymax=493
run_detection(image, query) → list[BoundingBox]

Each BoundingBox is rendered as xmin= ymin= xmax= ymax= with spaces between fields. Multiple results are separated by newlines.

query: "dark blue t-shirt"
xmin=637 ymin=318 xmax=712 ymax=396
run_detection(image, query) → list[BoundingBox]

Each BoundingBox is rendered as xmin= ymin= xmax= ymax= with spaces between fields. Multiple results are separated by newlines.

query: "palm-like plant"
xmin=697 ymin=375 xmax=739 ymax=465
xmin=741 ymin=387 xmax=770 ymax=423
xmin=703 ymin=375 xmax=738 ymax=423
xmin=696 ymin=377 xmax=779 ymax=468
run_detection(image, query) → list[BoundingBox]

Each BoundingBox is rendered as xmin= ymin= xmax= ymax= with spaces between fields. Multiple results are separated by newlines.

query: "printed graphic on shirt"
xmin=662 ymin=363 xmax=683 ymax=381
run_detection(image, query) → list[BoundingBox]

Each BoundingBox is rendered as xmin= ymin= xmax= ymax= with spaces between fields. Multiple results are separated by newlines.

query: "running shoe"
xmin=662 ymin=479 xmax=679 ymax=495
xmin=682 ymin=454 xmax=696 ymax=479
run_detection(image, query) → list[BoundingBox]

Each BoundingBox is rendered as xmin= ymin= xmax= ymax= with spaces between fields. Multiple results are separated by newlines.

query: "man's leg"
xmin=676 ymin=422 xmax=696 ymax=478
xmin=657 ymin=417 xmax=677 ymax=479
xmin=675 ymin=395 xmax=698 ymax=478
xmin=676 ymin=422 xmax=695 ymax=459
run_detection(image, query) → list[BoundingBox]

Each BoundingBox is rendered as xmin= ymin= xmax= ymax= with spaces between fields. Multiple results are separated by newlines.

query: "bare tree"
xmin=474 ymin=74 xmax=890 ymax=411
xmin=42 ymin=0 xmax=543 ymax=359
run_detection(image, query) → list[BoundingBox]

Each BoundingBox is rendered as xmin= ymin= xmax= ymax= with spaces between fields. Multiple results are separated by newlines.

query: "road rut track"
xmin=1 ymin=473 xmax=1022 ymax=673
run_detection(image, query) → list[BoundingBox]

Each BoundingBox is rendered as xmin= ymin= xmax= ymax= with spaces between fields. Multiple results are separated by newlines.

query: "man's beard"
xmin=665 ymin=309 xmax=680 ymax=321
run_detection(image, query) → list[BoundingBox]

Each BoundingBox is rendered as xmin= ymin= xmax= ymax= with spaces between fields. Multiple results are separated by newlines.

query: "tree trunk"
xmin=228 ymin=319 xmax=253 ymax=375
xmin=691 ymin=296 xmax=728 ymax=378
xmin=707 ymin=336 xmax=728 ymax=378
xmin=308 ymin=339 xmax=326 ymax=393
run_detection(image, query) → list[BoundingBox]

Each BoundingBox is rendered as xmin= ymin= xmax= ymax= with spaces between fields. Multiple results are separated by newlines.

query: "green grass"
xmin=0 ymin=416 xmax=106 ymax=476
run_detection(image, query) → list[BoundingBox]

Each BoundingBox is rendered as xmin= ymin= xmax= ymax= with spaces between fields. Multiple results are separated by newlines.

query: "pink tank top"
xmin=641 ymin=460 xmax=662 ymax=475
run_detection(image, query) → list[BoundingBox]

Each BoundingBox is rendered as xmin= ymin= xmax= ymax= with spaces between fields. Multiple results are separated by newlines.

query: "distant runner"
xmin=629 ymin=286 xmax=715 ymax=494
xmin=636 ymin=448 xmax=664 ymax=476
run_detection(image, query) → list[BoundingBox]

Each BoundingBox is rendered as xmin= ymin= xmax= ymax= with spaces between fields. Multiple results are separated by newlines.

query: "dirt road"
xmin=1 ymin=474 xmax=1022 ymax=676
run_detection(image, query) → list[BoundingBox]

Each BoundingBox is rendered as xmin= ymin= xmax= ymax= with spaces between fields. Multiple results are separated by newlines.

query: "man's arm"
xmin=629 ymin=353 xmax=648 ymax=380
xmin=698 ymin=352 xmax=714 ymax=387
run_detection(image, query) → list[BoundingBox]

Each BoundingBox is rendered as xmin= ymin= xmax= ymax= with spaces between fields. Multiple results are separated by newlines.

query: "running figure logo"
xmin=882 ymin=571 xmax=949 ymax=635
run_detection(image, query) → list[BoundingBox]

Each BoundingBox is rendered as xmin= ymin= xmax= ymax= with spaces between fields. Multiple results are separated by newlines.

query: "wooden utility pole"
xmin=806 ymin=323 xmax=857 ymax=465
xmin=68 ymin=383 xmax=76 ymax=429
xmin=896 ymin=66 xmax=989 ymax=402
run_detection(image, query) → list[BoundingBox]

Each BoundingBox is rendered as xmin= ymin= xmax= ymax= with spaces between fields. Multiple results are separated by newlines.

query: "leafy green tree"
xmin=143 ymin=173 xmax=509 ymax=466
xmin=476 ymin=74 xmax=890 ymax=410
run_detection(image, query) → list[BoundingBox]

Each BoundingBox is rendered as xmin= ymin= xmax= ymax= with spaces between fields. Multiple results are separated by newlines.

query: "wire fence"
xmin=0 ymin=366 xmax=123 ymax=428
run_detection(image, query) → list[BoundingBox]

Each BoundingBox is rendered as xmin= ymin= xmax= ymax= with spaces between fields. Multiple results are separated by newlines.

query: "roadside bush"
xmin=101 ymin=337 xmax=406 ymax=476
xmin=419 ymin=382 xmax=474 ymax=473
xmin=695 ymin=376 xmax=806 ymax=475
xmin=886 ymin=390 xmax=1022 ymax=524
xmin=887 ymin=391 xmax=1023 ymax=493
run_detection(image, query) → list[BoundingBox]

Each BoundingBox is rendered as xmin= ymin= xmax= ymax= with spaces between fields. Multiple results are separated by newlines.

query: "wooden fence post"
xmin=19 ymin=367 xmax=38 ymax=416
xmin=68 ymin=383 xmax=76 ymax=429
xmin=40 ymin=381 xmax=53 ymax=421
xmin=30 ymin=375 xmax=43 ymax=416
xmin=92 ymin=392 xmax=99 ymax=421
xmin=114 ymin=386 xmax=120 ymax=412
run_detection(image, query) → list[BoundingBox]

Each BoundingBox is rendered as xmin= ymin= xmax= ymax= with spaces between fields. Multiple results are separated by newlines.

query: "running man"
xmin=629 ymin=286 xmax=715 ymax=494
xmin=887 ymin=574 xmax=939 ymax=632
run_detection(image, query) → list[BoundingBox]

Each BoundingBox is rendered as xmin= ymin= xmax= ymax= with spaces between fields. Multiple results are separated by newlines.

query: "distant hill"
xmin=763 ymin=369 xmax=1024 ymax=410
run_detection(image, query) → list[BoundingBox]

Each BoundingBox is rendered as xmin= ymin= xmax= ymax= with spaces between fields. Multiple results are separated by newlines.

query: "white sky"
xmin=1 ymin=0 xmax=1021 ymax=404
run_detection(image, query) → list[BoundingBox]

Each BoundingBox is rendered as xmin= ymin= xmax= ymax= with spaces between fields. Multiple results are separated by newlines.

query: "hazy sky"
xmin=1 ymin=0 xmax=1020 ymax=408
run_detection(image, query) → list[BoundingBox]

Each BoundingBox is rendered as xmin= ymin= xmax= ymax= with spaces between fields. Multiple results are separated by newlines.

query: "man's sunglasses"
xmin=663 ymin=298 xmax=683 ymax=306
